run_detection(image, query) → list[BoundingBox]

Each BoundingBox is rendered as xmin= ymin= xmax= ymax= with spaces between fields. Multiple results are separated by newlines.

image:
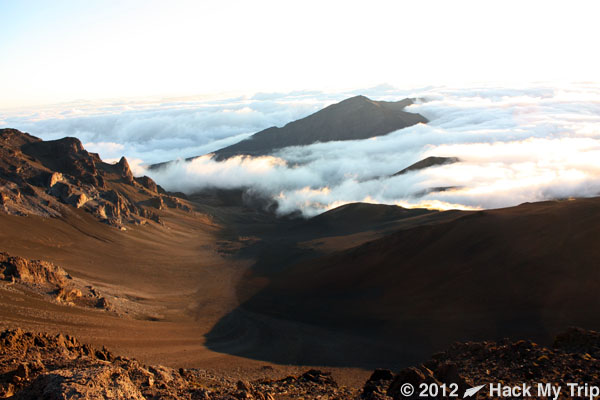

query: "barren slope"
xmin=231 ymin=197 xmax=600 ymax=364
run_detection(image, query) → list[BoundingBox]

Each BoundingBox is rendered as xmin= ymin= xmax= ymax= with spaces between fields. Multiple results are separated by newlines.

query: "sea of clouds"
xmin=2 ymin=83 xmax=600 ymax=216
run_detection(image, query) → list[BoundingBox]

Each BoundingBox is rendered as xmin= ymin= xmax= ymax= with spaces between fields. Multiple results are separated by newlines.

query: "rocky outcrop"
xmin=47 ymin=172 xmax=63 ymax=188
xmin=362 ymin=369 xmax=395 ymax=399
xmin=18 ymin=366 xmax=147 ymax=400
xmin=0 ymin=252 xmax=69 ymax=287
xmin=5 ymin=326 xmax=600 ymax=399
xmin=0 ymin=328 xmax=114 ymax=398
xmin=362 ymin=328 xmax=600 ymax=400
xmin=114 ymin=156 xmax=135 ymax=184
xmin=0 ymin=328 xmax=355 ymax=400
xmin=0 ymin=129 xmax=194 ymax=226
xmin=164 ymin=195 xmax=193 ymax=212
xmin=135 ymin=175 xmax=158 ymax=193
xmin=21 ymin=136 xmax=101 ymax=183
xmin=0 ymin=251 xmax=114 ymax=312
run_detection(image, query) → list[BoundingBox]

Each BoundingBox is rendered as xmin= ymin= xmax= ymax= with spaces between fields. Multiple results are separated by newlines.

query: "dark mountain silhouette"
xmin=213 ymin=96 xmax=427 ymax=160
xmin=149 ymin=96 xmax=427 ymax=169
xmin=294 ymin=203 xmax=437 ymax=236
xmin=393 ymin=156 xmax=459 ymax=176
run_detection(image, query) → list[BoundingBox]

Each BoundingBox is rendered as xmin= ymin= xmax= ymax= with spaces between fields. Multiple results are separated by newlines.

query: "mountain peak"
xmin=207 ymin=95 xmax=426 ymax=161
xmin=342 ymin=94 xmax=371 ymax=102
xmin=331 ymin=95 xmax=380 ymax=109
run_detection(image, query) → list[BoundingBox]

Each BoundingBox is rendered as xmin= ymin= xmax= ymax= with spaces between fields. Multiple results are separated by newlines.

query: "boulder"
xmin=0 ymin=252 xmax=69 ymax=287
xmin=15 ymin=366 xmax=145 ymax=400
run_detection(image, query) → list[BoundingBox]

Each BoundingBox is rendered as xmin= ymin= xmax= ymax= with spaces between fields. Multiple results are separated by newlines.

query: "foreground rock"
xmin=3 ymin=326 xmax=600 ymax=399
xmin=0 ymin=328 xmax=353 ymax=400
xmin=362 ymin=327 xmax=600 ymax=400
xmin=0 ymin=329 xmax=113 ymax=398
xmin=0 ymin=128 xmax=193 ymax=226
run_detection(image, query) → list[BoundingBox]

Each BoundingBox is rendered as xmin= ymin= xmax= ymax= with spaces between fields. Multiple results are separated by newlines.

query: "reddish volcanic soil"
xmin=4 ymin=128 xmax=600 ymax=394
xmin=0 ymin=208 xmax=373 ymax=387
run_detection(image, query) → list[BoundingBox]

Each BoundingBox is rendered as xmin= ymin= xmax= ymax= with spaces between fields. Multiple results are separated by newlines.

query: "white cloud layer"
xmin=2 ymin=92 xmax=335 ymax=164
xmin=3 ymin=83 xmax=600 ymax=216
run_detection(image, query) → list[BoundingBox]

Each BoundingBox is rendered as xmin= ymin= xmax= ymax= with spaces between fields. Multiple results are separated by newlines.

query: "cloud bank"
xmin=1 ymin=92 xmax=335 ymax=164
xmin=3 ymin=83 xmax=600 ymax=216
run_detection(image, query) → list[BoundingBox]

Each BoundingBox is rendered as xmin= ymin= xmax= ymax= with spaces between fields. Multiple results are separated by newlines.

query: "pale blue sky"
xmin=1 ymin=0 xmax=599 ymax=108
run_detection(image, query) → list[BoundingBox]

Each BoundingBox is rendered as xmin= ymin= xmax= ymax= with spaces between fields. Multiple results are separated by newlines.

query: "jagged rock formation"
xmin=0 ymin=252 xmax=112 ymax=311
xmin=0 ymin=328 xmax=355 ymax=399
xmin=3 ymin=326 xmax=600 ymax=399
xmin=0 ymin=252 xmax=70 ymax=287
xmin=0 ymin=328 xmax=117 ymax=399
xmin=361 ymin=327 xmax=600 ymax=400
xmin=0 ymin=128 xmax=193 ymax=226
